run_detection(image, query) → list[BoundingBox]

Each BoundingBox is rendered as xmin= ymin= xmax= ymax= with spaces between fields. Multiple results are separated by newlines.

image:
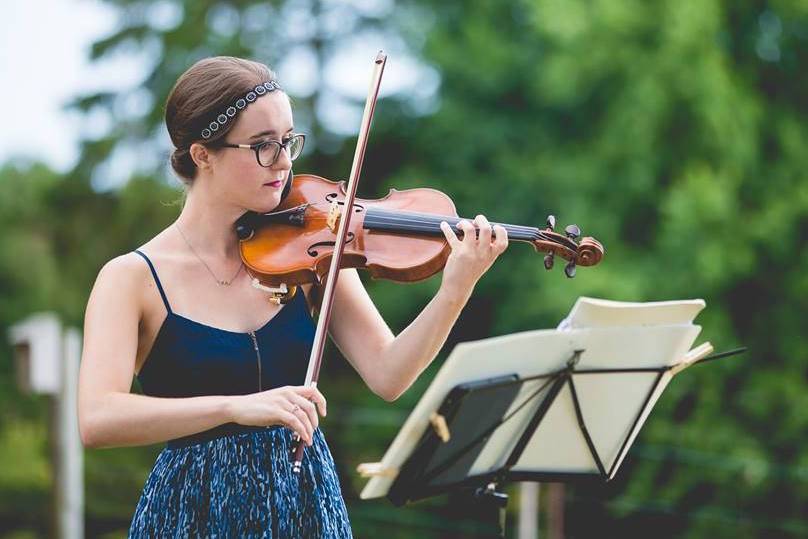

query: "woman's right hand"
xmin=226 ymin=385 xmax=327 ymax=446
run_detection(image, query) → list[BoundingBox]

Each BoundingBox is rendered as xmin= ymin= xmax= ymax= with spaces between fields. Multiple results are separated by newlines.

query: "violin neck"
xmin=363 ymin=207 xmax=541 ymax=243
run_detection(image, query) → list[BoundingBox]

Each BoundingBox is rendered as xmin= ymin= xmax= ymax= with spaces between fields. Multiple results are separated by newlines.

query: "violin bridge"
xmin=326 ymin=200 xmax=342 ymax=232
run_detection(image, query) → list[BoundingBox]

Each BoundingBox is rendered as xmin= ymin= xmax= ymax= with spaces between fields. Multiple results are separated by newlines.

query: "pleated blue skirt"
xmin=128 ymin=426 xmax=353 ymax=538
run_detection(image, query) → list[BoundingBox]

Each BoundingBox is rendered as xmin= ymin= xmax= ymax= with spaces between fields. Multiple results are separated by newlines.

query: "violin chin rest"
xmin=235 ymin=211 xmax=257 ymax=240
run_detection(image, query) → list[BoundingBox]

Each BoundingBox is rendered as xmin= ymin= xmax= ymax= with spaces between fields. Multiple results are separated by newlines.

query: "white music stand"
xmin=357 ymin=297 xmax=741 ymax=515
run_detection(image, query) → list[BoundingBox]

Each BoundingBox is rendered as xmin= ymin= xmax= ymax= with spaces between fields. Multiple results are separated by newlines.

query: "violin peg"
xmin=565 ymin=224 xmax=581 ymax=240
xmin=543 ymin=252 xmax=554 ymax=270
xmin=564 ymin=260 xmax=577 ymax=278
xmin=546 ymin=215 xmax=556 ymax=231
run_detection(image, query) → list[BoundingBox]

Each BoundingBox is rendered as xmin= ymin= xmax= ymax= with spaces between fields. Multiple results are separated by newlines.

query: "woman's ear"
xmin=189 ymin=142 xmax=213 ymax=172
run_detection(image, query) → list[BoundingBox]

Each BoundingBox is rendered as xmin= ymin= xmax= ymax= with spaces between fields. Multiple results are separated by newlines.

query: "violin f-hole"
xmin=307 ymin=232 xmax=356 ymax=257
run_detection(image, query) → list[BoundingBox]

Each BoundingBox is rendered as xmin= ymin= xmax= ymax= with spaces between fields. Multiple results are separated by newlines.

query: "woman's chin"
xmin=250 ymin=193 xmax=283 ymax=213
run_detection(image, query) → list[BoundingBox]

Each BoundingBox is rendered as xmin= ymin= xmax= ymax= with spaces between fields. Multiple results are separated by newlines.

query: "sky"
xmin=1 ymin=0 xmax=144 ymax=171
xmin=0 ymin=0 xmax=438 ymax=181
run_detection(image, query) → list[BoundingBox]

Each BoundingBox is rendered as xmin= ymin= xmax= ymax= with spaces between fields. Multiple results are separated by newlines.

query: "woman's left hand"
xmin=439 ymin=215 xmax=508 ymax=299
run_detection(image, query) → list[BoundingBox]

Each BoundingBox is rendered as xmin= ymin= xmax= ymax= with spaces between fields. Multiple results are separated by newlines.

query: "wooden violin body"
xmin=236 ymin=174 xmax=604 ymax=302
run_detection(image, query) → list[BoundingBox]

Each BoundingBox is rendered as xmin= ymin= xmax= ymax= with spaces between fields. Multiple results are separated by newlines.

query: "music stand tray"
xmin=358 ymin=297 xmax=740 ymax=506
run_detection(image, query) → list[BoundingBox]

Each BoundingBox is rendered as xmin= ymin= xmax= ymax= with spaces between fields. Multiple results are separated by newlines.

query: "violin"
xmin=235 ymin=173 xmax=605 ymax=304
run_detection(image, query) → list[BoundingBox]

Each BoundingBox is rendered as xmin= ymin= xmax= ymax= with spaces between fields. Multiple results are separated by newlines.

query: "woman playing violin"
xmin=77 ymin=56 xmax=508 ymax=537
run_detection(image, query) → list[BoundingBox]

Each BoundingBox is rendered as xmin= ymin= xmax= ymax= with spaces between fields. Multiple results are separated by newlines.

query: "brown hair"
xmin=165 ymin=56 xmax=278 ymax=184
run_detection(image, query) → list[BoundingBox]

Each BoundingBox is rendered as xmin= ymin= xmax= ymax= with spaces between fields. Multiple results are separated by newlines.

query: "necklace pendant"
xmin=175 ymin=222 xmax=243 ymax=287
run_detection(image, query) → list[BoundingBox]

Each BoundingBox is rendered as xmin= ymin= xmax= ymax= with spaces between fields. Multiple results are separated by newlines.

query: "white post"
xmin=518 ymin=482 xmax=540 ymax=539
xmin=58 ymin=328 xmax=84 ymax=539
xmin=7 ymin=314 xmax=84 ymax=539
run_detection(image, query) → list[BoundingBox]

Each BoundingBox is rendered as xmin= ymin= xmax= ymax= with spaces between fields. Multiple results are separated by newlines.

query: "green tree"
xmin=392 ymin=0 xmax=808 ymax=536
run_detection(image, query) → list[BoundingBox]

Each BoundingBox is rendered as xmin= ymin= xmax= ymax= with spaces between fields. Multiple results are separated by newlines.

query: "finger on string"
xmin=475 ymin=215 xmax=492 ymax=246
xmin=440 ymin=221 xmax=461 ymax=248
xmin=457 ymin=220 xmax=476 ymax=245
xmin=493 ymin=224 xmax=508 ymax=253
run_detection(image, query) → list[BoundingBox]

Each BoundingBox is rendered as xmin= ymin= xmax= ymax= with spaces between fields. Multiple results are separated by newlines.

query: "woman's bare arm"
xmin=327 ymin=216 xmax=508 ymax=402
xmin=326 ymin=270 xmax=471 ymax=402
xmin=77 ymin=254 xmax=324 ymax=449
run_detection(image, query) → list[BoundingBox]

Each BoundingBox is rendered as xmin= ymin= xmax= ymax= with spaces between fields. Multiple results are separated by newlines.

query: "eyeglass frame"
xmin=215 ymin=133 xmax=306 ymax=167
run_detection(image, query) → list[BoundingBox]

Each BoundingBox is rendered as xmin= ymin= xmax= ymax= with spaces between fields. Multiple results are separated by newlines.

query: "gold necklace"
xmin=175 ymin=222 xmax=243 ymax=286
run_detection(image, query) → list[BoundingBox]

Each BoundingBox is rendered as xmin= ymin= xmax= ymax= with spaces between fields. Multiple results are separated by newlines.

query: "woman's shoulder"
xmin=98 ymin=251 xmax=145 ymax=280
xmin=91 ymin=233 xmax=172 ymax=302
xmin=90 ymin=252 xmax=151 ymax=307
xmin=82 ymin=253 xmax=149 ymax=333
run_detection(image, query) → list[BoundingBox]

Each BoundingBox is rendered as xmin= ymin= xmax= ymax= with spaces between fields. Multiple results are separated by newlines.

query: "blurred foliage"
xmin=1 ymin=0 xmax=808 ymax=537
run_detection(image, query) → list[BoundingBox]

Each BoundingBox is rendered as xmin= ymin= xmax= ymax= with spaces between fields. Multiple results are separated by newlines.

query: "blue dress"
xmin=128 ymin=249 xmax=352 ymax=538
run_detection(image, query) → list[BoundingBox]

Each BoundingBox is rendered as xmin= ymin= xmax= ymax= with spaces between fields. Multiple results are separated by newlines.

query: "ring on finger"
xmin=292 ymin=404 xmax=301 ymax=413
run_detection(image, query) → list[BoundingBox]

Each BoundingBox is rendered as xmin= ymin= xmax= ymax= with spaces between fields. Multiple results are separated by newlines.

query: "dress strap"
xmin=133 ymin=249 xmax=173 ymax=314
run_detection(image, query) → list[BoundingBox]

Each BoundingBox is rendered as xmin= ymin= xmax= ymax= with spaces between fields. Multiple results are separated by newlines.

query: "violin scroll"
xmin=535 ymin=216 xmax=604 ymax=278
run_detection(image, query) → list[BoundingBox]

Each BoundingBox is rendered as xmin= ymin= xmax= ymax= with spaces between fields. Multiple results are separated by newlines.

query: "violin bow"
xmin=291 ymin=51 xmax=388 ymax=473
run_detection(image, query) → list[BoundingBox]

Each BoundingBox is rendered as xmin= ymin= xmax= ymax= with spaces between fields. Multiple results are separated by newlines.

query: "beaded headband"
xmin=200 ymin=80 xmax=282 ymax=140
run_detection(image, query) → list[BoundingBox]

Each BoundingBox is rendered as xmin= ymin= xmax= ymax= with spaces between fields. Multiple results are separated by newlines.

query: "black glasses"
xmin=218 ymin=133 xmax=306 ymax=167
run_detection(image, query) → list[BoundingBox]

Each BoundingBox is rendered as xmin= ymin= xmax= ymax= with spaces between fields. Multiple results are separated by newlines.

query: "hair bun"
xmin=170 ymin=148 xmax=196 ymax=183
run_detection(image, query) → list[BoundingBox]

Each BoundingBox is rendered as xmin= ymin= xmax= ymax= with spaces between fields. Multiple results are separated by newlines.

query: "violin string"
xmin=304 ymin=203 xmax=541 ymax=235
xmin=363 ymin=216 xmax=575 ymax=248
xmin=374 ymin=219 xmax=542 ymax=239
xmin=365 ymin=207 xmax=541 ymax=234
xmin=296 ymin=205 xmax=567 ymax=245
xmin=363 ymin=209 xmax=541 ymax=240
xmin=363 ymin=219 xmax=541 ymax=242
xmin=303 ymin=215 xmax=560 ymax=245
xmin=364 ymin=207 xmax=578 ymax=246
xmin=363 ymin=218 xmax=541 ymax=241
xmin=306 ymin=214 xmax=542 ymax=240
xmin=299 ymin=201 xmax=540 ymax=234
